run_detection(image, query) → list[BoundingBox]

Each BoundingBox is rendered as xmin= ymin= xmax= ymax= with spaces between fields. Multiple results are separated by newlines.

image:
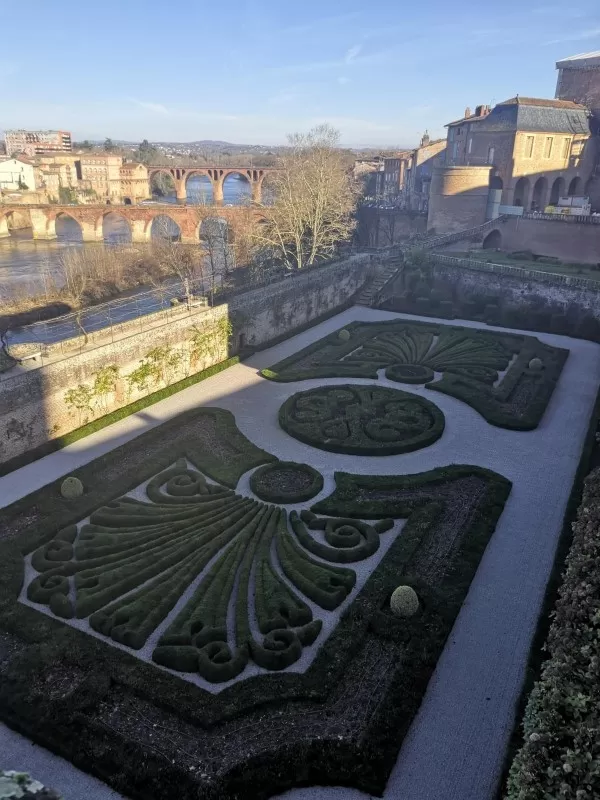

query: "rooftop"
xmin=556 ymin=51 xmax=600 ymax=68
xmin=498 ymin=96 xmax=586 ymax=109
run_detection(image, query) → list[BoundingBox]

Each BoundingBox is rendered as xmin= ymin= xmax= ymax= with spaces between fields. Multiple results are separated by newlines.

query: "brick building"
xmin=555 ymin=51 xmax=600 ymax=118
xmin=4 ymin=130 xmax=72 ymax=158
xmin=402 ymin=133 xmax=446 ymax=212
xmin=428 ymin=96 xmax=598 ymax=232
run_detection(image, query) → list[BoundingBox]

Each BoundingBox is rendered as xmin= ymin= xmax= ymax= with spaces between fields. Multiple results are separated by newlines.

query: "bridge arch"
xmin=185 ymin=170 xmax=214 ymax=204
xmin=149 ymin=168 xmax=176 ymax=199
xmin=0 ymin=208 xmax=33 ymax=239
xmin=482 ymin=229 xmax=502 ymax=250
xmin=222 ymin=170 xmax=251 ymax=205
xmin=55 ymin=211 xmax=83 ymax=242
xmin=148 ymin=213 xmax=181 ymax=241
xmin=99 ymin=210 xmax=132 ymax=243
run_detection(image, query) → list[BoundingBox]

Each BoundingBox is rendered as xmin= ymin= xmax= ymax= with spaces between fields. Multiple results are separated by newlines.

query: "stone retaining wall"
xmin=0 ymin=254 xmax=370 ymax=465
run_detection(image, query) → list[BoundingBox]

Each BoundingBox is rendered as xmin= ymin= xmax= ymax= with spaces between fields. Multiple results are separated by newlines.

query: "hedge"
xmin=505 ymin=467 xmax=600 ymax=799
xmin=263 ymin=319 xmax=567 ymax=431
xmin=0 ymin=405 xmax=513 ymax=800
xmin=249 ymin=461 xmax=324 ymax=503
xmin=278 ymin=383 xmax=445 ymax=455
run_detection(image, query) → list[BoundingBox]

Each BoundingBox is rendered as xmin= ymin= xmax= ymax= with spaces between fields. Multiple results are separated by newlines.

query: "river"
xmin=0 ymin=175 xmax=251 ymax=298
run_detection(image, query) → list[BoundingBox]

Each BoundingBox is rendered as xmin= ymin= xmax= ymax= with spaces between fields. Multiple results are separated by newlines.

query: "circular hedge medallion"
xmin=250 ymin=461 xmax=324 ymax=503
xmin=385 ymin=363 xmax=434 ymax=384
xmin=279 ymin=384 xmax=444 ymax=455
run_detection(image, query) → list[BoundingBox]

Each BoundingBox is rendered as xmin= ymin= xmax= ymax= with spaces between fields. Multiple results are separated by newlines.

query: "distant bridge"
xmin=147 ymin=166 xmax=278 ymax=204
xmin=0 ymin=203 xmax=258 ymax=243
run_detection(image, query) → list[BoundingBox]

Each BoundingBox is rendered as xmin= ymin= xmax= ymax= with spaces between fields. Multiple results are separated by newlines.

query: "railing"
xmin=431 ymin=253 xmax=600 ymax=291
xmin=522 ymin=212 xmax=600 ymax=224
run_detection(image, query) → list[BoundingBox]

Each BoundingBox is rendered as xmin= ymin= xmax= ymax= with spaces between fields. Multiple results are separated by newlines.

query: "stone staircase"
xmin=356 ymin=217 xmax=507 ymax=307
xmin=357 ymin=255 xmax=404 ymax=306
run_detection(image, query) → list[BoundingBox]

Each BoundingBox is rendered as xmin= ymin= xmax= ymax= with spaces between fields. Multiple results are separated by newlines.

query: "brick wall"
xmin=483 ymin=216 xmax=600 ymax=264
xmin=0 ymin=254 xmax=370 ymax=464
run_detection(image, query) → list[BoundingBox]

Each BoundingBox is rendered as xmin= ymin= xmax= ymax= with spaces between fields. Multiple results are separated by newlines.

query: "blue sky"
xmin=1 ymin=0 xmax=599 ymax=147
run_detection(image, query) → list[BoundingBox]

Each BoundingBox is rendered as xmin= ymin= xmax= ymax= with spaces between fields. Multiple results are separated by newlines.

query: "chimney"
xmin=420 ymin=130 xmax=430 ymax=147
xmin=464 ymin=107 xmax=472 ymax=118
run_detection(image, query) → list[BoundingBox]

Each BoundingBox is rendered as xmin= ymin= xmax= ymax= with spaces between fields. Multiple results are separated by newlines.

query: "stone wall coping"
xmin=431 ymin=252 xmax=600 ymax=292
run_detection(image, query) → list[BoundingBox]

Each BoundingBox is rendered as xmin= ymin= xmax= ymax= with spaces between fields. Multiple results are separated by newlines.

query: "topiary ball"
xmin=338 ymin=329 xmax=351 ymax=342
xmin=60 ymin=476 xmax=83 ymax=499
xmin=528 ymin=357 xmax=543 ymax=372
xmin=390 ymin=585 xmax=419 ymax=617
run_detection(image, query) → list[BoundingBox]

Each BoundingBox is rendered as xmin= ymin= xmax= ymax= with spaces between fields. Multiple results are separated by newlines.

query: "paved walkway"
xmin=1 ymin=306 xmax=599 ymax=800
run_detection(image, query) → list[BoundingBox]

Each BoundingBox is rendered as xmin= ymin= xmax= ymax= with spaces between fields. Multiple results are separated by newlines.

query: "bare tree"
xmin=253 ymin=124 xmax=359 ymax=269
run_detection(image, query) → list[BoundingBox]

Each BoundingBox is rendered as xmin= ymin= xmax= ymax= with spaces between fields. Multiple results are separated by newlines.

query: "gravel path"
xmin=1 ymin=306 xmax=599 ymax=800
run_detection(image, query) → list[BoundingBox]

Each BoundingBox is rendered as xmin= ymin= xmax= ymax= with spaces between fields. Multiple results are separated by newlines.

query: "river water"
xmin=0 ymin=175 xmax=251 ymax=298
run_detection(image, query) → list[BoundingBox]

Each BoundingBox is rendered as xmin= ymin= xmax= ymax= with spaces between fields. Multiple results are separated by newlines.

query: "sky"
xmin=1 ymin=0 xmax=600 ymax=147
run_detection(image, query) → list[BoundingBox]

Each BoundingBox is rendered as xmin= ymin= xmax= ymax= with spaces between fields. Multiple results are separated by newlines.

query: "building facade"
xmin=119 ymin=162 xmax=150 ymax=203
xmin=402 ymin=134 xmax=447 ymax=212
xmin=428 ymin=96 xmax=597 ymax=232
xmin=0 ymin=158 xmax=37 ymax=191
xmin=556 ymin=51 xmax=600 ymax=118
xmin=4 ymin=130 xmax=72 ymax=158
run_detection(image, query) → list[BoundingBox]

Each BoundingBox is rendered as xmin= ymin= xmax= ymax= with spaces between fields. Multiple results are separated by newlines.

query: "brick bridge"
xmin=147 ymin=166 xmax=277 ymax=204
xmin=0 ymin=203 xmax=258 ymax=244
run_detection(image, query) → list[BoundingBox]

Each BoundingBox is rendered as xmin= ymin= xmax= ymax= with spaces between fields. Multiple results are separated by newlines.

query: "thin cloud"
xmin=345 ymin=44 xmax=362 ymax=64
xmin=337 ymin=77 xmax=351 ymax=85
xmin=544 ymin=27 xmax=600 ymax=45
xmin=131 ymin=99 xmax=170 ymax=115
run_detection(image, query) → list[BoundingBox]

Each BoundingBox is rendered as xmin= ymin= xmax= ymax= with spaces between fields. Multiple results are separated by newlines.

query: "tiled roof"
xmin=446 ymin=97 xmax=590 ymax=134
xmin=498 ymin=96 xmax=586 ymax=109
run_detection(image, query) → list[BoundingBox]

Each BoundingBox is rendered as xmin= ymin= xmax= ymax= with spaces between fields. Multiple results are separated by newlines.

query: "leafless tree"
xmin=253 ymin=124 xmax=359 ymax=269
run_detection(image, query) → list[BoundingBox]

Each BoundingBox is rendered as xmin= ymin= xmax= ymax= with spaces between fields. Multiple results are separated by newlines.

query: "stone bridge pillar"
xmin=130 ymin=219 xmax=151 ymax=243
xmin=175 ymin=177 xmax=187 ymax=203
xmin=213 ymin=177 xmax=224 ymax=206
xmin=30 ymin=208 xmax=56 ymax=240
xmin=80 ymin=220 xmax=103 ymax=242
xmin=251 ymin=178 xmax=262 ymax=204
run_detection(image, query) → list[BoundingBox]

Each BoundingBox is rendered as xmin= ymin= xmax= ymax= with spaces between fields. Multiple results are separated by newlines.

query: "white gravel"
xmin=1 ymin=306 xmax=599 ymax=800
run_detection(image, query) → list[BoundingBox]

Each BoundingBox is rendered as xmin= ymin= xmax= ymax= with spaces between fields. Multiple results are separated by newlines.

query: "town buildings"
xmin=0 ymin=158 xmax=37 ymax=191
xmin=427 ymin=56 xmax=600 ymax=234
xmin=4 ymin=130 xmax=72 ymax=158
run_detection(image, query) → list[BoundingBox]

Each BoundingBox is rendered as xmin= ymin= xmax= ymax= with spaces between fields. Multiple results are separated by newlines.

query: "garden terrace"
xmin=0 ymin=306 xmax=598 ymax=800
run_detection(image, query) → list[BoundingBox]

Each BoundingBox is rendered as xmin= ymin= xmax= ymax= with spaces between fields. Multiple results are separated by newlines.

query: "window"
xmin=544 ymin=137 xmax=553 ymax=158
xmin=525 ymin=136 xmax=535 ymax=158
xmin=452 ymin=142 xmax=459 ymax=160
xmin=467 ymin=137 xmax=473 ymax=154
xmin=562 ymin=138 xmax=572 ymax=159
xmin=487 ymin=146 xmax=495 ymax=165
xmin=449 ymin=128 xmax=455 ymax=143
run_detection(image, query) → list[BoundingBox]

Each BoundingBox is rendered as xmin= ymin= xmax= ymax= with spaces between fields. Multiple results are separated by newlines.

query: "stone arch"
xmin=149 ymin=213 xmax=181 ymax=241
xmin=100 ymin=210 xmax=132 ymax=243
xmin=531 ymin=177 xmax=548 ymax=211
xmin=513 ymin=177 xmax=530 ymax=208
xmin=184 ymin=170 xmax=214 ymax=204
xmin=55 ymin=211 xmax=83 ymax=241
xmin=567 ymin=176 xmax=583 ymax=196
xmin=149 ymin=168 xmax=176 ymax=198
xmin=0 ymin=209 xmax=31 ymax=238
xmin=549 ymin=177 xmax=565 ymax=205
xmin=123 ymin=197 xmax=132 ymax=205
xmin=222 ymin=170 xmax=252 ymax=204
xmin=482 ymin=229 xmax=501 ymax=250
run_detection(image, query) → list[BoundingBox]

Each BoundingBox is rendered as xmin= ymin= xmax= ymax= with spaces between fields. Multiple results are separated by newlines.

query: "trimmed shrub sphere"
xmin=529 ymin=357 xmax=543 ymax=372
xmin=390 ymin=585 xmax=419 ymax=617
xmin=60 ymin=476 xmax=84 ymax=499
xmin=338 ymin=329 xmax=351 ymax=342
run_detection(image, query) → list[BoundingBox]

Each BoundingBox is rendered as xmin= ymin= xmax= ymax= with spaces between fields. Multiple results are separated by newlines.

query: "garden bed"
xmin=0 ymin=404 xmax=511 ymax=800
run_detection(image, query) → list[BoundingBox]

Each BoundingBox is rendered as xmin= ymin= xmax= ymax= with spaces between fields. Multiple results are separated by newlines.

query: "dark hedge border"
xmin=385 ymin=363 xmax=435 ymax=384
xmin=261 ymin=318 xmax=568 ymax=430
xmin=0 ymin=409 xmax=511 ymax=800
xmin=0 ymin=355 xmax=240 ymax=479
xmin=249 ymin=461 xmax=324 ymax=503
xmin=497 ymin=381 xmax=600 ymax=799
xmin=279 ymin=384 xmax=445 ymax=456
